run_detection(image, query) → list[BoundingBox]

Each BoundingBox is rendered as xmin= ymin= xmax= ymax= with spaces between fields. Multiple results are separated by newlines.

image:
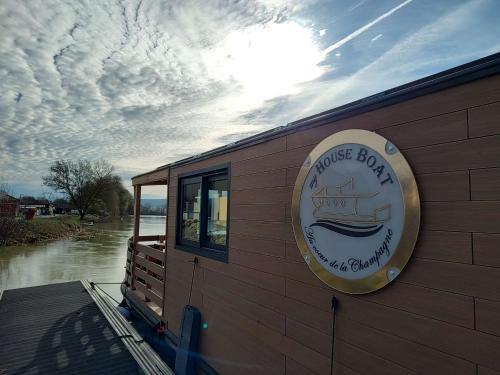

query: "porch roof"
xmin=131 ymin=167 xmax=169 ymax=186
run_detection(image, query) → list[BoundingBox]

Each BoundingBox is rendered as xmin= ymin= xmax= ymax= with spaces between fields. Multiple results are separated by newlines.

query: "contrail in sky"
xmin=323 ymin=0 xmax=413 ymax=55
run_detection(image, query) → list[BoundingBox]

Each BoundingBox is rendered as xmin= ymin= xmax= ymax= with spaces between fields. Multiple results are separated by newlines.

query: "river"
xmin=0 ymin=215 xmax=166 ymax=302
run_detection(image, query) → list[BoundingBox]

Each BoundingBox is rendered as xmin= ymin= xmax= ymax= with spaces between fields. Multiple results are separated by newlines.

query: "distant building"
xmin=0 ymin=192 xmax=19 ymax=217
xmin=19 ymin=197 xmax=53 ymax=217
xmin=53 ymin=201 xmax=71 ymax=215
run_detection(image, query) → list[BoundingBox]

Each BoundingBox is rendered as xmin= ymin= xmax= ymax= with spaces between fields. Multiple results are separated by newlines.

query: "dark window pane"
xmin=181 ymin=182 xmax=201 ymax=243
xmin=206 ymin=178 xmax=228 ymax=246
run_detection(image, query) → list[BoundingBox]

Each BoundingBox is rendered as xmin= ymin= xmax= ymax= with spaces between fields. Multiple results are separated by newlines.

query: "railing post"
xmin=133 ymin=185 xmax=141 ymax=243
xmin=162 ymin=177 xmax=170 ymax=321
xmin=131 ymin=185 xmax=141 ymax=290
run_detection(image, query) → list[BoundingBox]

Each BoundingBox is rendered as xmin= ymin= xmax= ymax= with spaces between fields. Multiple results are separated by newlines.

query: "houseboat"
xmin=122 ymin=53 xmax=500 ymax=375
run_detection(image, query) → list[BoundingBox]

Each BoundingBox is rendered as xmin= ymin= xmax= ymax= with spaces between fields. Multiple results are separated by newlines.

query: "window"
xmin=177 ymin=166 xmax=229 ymax=261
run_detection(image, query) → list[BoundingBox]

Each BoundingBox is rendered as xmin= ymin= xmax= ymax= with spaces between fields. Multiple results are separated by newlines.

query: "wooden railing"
xmin=126 ymin=235 xmax=166 ymax=314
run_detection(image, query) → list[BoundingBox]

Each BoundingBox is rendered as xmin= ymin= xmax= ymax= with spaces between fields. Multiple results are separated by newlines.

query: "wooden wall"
xmin=162 ymin=73 xmax=500 ymax=375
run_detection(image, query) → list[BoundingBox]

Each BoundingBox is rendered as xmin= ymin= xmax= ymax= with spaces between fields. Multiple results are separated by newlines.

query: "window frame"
xmin=178 ymin=175 xmax=202 ymax=249
xmin=176 ymin=164 xmax=230 ymax=262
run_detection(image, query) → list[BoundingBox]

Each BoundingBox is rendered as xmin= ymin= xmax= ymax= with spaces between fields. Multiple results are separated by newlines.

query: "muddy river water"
xmin=0 ymin=216 xmax=166 ymax=301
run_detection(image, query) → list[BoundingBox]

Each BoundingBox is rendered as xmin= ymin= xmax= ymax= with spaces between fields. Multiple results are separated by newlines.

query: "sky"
xmin=1 ymin=0 xmax=499 ymax=198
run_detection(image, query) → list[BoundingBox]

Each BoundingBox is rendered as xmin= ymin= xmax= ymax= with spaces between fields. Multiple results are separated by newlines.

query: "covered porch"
xmin=125 ymin=167 xmax=170 ymax=319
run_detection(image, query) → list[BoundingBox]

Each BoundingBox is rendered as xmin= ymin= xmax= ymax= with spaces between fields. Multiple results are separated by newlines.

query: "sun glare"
xmin=205 ymin=22 xmax=326 ymax=105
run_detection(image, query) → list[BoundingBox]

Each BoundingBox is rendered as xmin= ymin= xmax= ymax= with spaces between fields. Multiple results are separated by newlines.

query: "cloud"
xmin=0 ymin=0 xmax=498 ymax=198
xmin=0 ymin=0 xmax=303 ymax=193
xmin=322 ymin=0 xmax=413 ymax=55
xmin=348 ymin=0 xmax=368 ymax=12
xmin=291 ymin=0 xmax=500 ymax=120
xmin=234 ymin=0 xmax=500 ymax=130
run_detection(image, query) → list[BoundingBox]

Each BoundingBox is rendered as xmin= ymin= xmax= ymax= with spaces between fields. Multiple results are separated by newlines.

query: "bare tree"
xmin=0 ymin=178 xmax=13 ymax=196
xmin=42 ymin=160 xmax=114 ymax=221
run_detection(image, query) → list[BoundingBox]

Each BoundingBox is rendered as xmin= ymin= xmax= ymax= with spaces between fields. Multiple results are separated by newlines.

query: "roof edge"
xmin=134 ymin=52 xmax=500 ymax=179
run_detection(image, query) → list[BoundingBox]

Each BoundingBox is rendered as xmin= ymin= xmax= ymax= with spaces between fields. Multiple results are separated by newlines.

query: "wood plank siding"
xmin=159 ymin=73 xmax=500 ymax=374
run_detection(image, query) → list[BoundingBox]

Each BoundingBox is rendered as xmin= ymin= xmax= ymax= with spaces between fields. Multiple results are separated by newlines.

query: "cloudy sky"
xmin=1 ymin=0 xmax=499 ymax=198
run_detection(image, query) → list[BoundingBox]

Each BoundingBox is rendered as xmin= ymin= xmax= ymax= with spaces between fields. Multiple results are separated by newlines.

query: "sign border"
xmin=291 ymin=129 xmax=420 ymax=294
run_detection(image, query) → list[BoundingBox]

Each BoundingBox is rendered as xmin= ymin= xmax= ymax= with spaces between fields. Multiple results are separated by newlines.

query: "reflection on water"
xmin=0 ymin=216 xmax=166 ymax=301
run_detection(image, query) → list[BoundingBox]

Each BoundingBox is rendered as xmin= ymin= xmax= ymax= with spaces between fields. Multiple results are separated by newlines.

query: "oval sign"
xmin=291 ymin=130 xmax=420 ymax=294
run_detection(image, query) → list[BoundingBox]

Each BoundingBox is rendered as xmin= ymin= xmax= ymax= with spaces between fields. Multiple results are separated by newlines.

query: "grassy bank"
xmin=0 ymin=216 xmax=89 ymax=246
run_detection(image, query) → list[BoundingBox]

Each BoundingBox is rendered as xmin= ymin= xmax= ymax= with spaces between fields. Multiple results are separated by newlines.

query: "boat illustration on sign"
xmin=310 ymin=178 xmax=391 ymax=237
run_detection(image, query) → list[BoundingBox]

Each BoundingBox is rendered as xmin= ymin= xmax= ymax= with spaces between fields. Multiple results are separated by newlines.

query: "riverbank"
xmin=0 ymin=216 xmax=91 ymax=246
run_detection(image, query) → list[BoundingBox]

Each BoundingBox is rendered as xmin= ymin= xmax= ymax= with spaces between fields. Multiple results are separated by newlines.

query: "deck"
xmin=0 ymin=281 xmax=173 ymax=375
